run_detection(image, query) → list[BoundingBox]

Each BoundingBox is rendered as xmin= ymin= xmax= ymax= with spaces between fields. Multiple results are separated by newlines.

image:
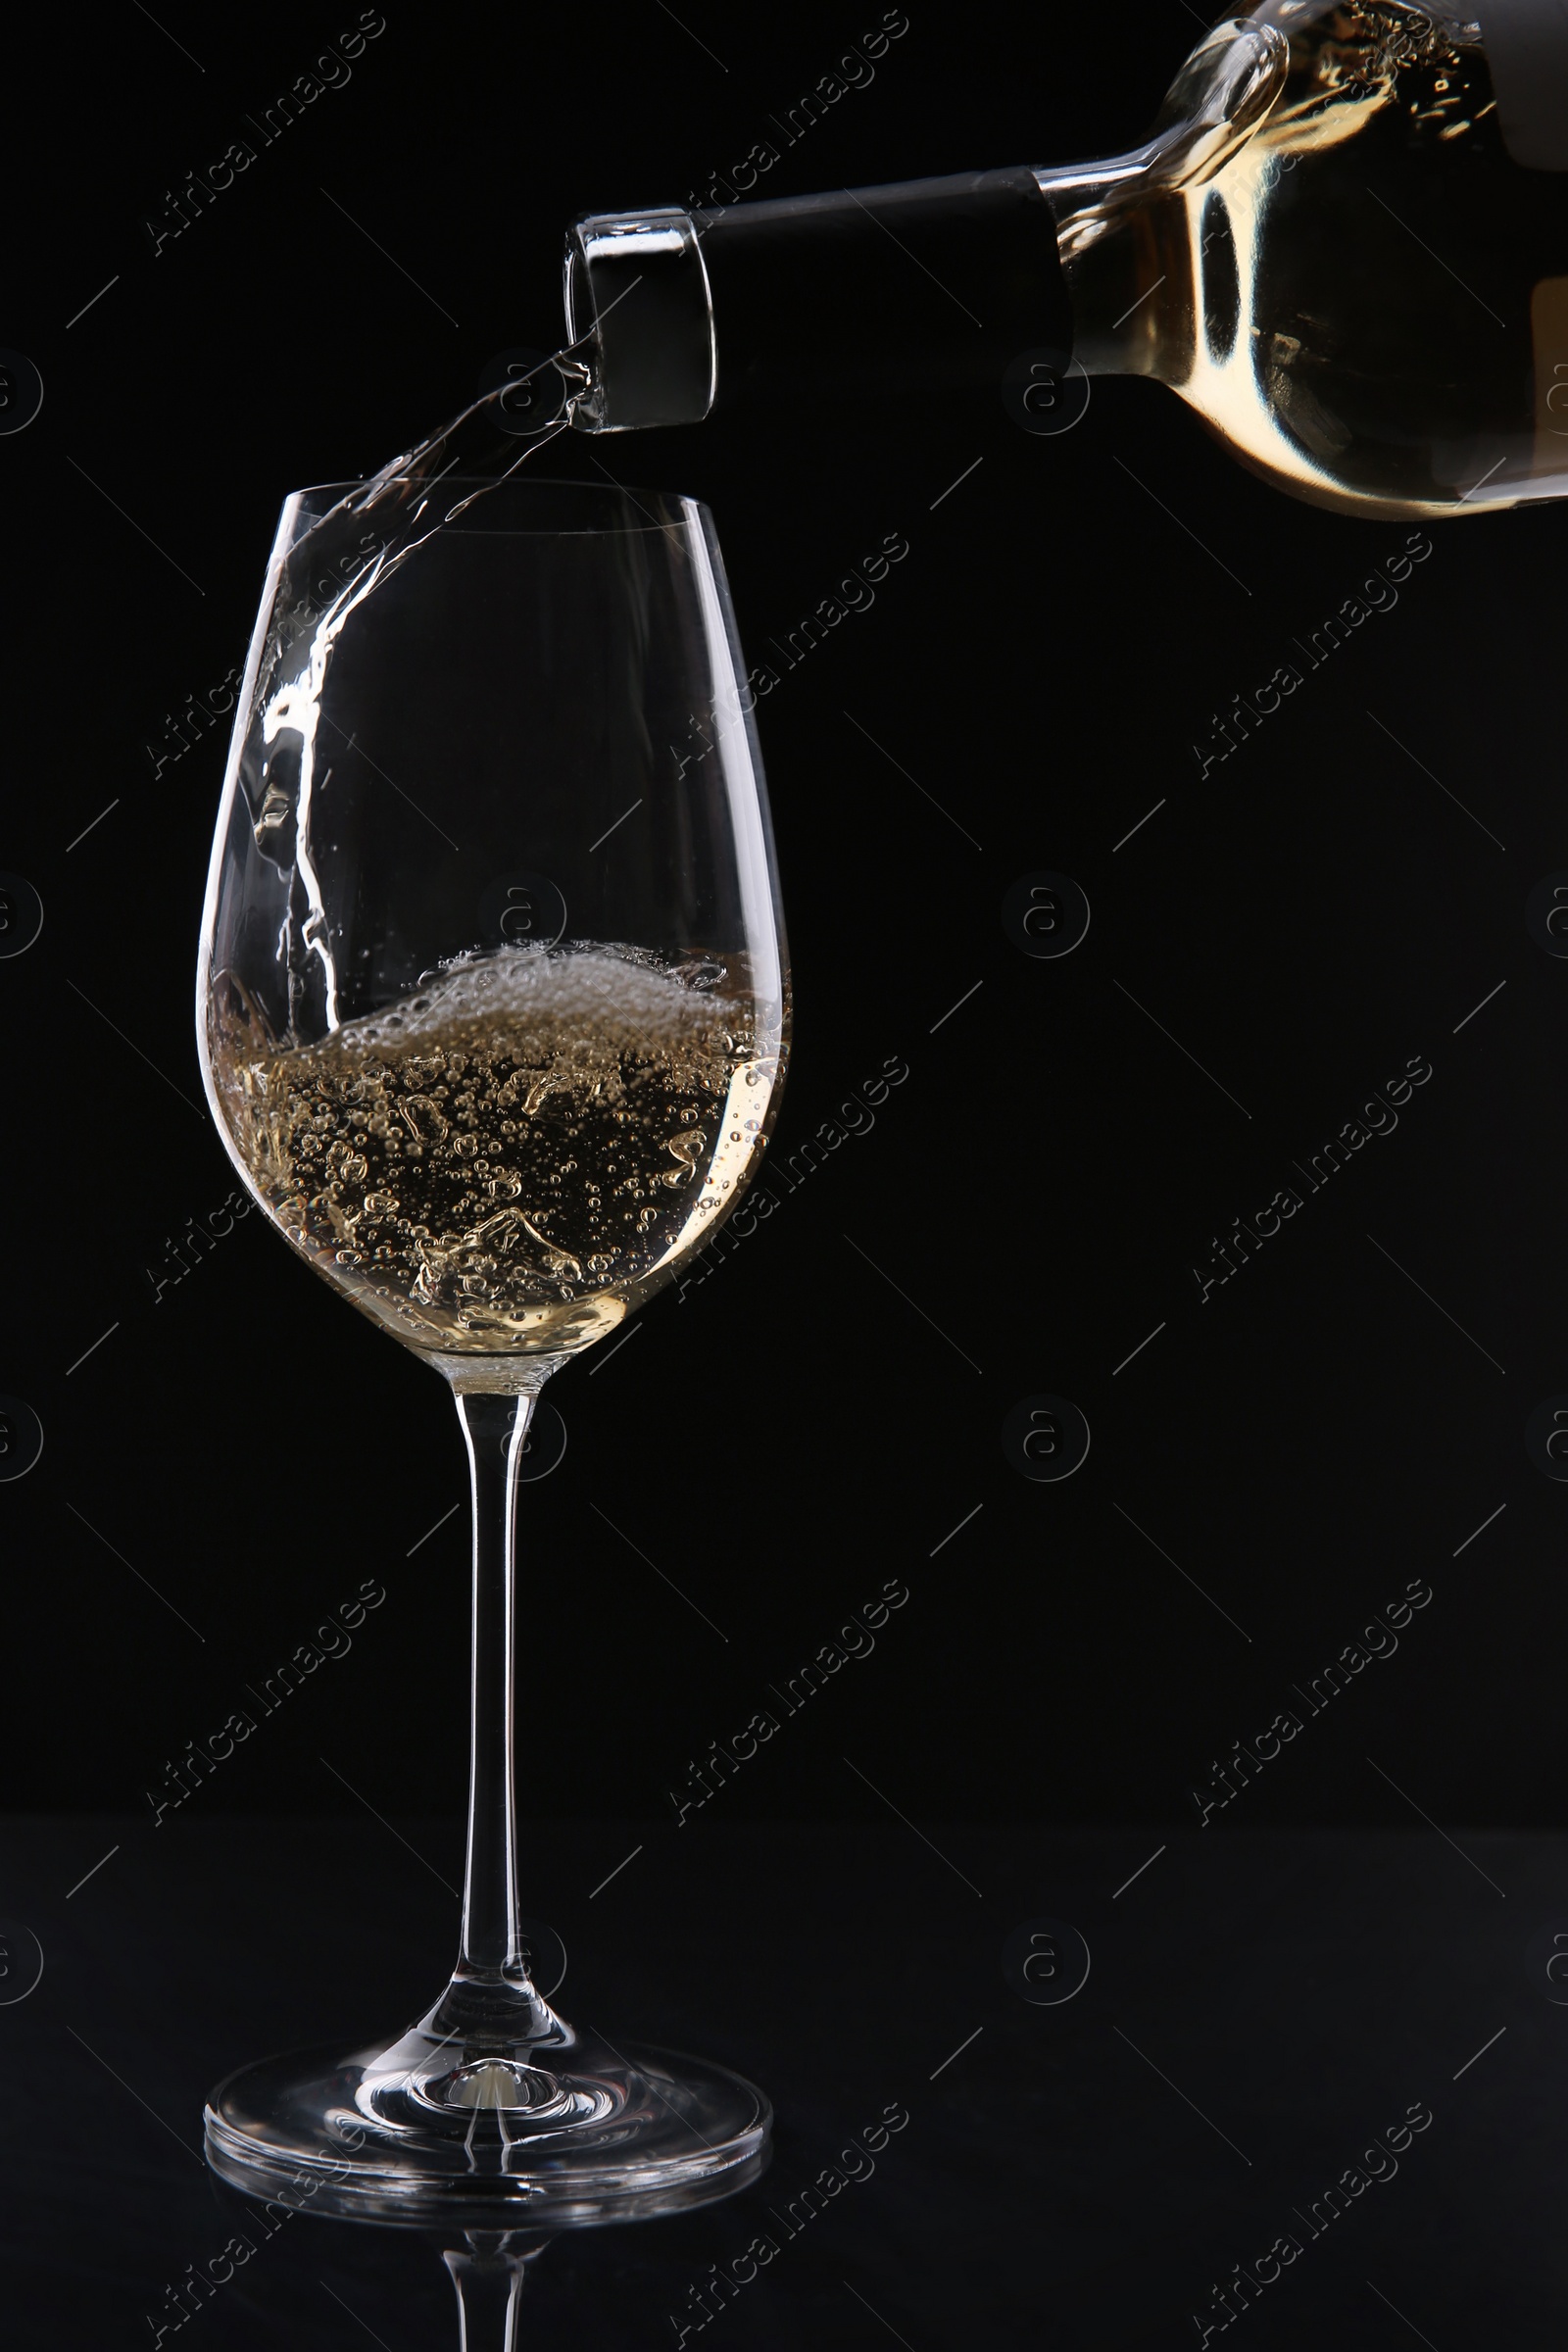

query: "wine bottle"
xmin=563 ymin=3 xmax=1568 ymax=519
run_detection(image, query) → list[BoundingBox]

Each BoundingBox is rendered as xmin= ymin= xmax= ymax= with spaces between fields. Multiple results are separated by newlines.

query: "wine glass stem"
xmin=443 ymin=2246 xmax=531 ymax=2350
xmin=455 ymin=1392 xmax=535 ymax=1979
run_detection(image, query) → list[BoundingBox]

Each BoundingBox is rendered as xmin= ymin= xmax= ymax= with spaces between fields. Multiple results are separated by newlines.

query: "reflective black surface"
xmin=3 ymin=1815 xmax=1565 ymax=2343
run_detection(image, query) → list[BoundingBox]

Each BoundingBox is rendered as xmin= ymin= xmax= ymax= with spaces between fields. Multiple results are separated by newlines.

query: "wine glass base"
xmin=205 ymin=2028 xmax=770 ymax=2228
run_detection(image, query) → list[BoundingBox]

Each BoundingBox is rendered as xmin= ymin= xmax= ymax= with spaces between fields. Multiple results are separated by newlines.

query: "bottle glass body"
xmin=1051 ymin=3 xmax=1568 ymax=516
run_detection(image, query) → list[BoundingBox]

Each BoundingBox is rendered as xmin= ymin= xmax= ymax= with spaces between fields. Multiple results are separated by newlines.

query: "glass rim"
xmin=286 ymin=474 xmax=708 ymax=533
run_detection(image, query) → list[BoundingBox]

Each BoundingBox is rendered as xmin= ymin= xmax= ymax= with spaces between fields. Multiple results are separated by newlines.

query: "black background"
xmin=7 ymin=7 xmax=1568 ymax=2346
xmin=4 ymin=0 xmax=1564 ymax=1849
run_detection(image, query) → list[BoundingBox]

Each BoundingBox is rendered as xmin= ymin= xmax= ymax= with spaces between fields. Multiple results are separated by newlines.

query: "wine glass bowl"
xmin=196 ymin=475 xmax=787 ymax=2220
xmin=202 ymin=476 xmax=786 ymax=1379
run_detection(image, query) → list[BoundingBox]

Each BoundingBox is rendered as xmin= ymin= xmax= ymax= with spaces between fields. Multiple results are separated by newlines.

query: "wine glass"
xmin=196 ymin=473 xmax=788 ymax=2223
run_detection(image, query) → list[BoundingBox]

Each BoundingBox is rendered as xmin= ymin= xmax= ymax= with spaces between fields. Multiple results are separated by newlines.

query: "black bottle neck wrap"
xmin=693 ymin=168 xmax=1070 ymax=413
xmin=565 ymin=169 xmax=1070 ymax=429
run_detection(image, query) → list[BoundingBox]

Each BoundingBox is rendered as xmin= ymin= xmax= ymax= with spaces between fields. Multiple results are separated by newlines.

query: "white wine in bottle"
xmin=564 ymin=3 xmax=1568 ymax=518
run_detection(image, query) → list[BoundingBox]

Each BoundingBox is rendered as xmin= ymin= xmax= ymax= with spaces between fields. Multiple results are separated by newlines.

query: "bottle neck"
xmin=566 ymin=172 xmax=1072 ymax=430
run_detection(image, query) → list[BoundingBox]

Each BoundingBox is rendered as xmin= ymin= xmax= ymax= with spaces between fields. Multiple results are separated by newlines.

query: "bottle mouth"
xmin=564 ymin=209 xmax=716 ymax=432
